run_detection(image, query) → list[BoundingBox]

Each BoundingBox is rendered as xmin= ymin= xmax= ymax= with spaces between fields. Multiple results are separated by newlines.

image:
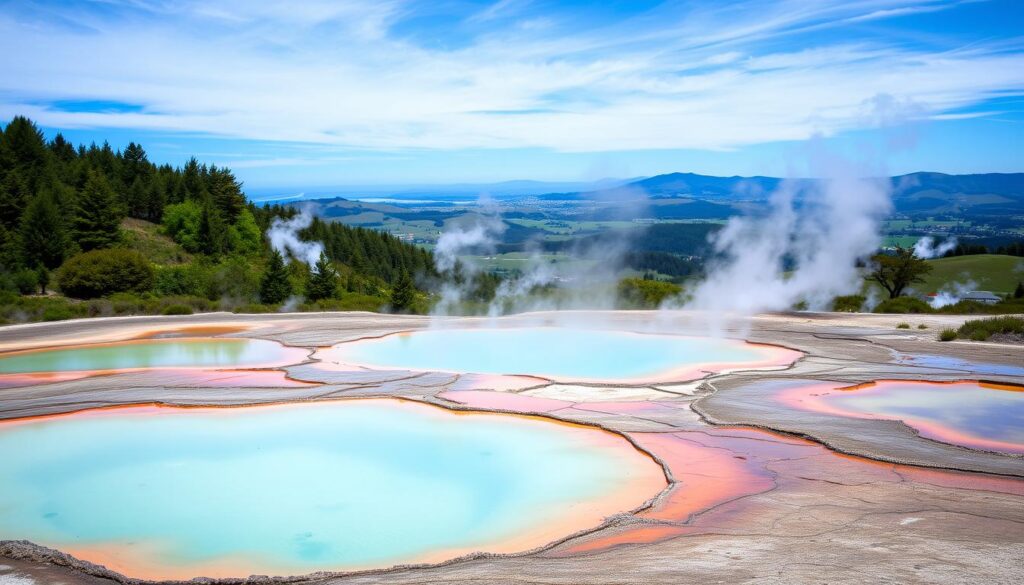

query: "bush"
xmin=299 ymin=294 xmax=385 ymax=313
xmin=617 ymin=278 xmax=683 ymax=309
xmin=955 ymin=316 xmax=1024 ymax=342
xmin=57 ymin=249 xmax=155 ymax=299
xmin=41 ymin=304 xmax=75 ymax=321
xmin=831 ymin=294 xmax=865 ymax=313
xmin=232 ymin=303 xmax=278 ymax=314
xmin=12 ymin=269 xmax=39 ymax=295
xmin=917 ymin=323 xmax=928 ymax=329
xmin=873 ymin=296 xmax=932 ymax=314
xmin=0 ymin=296 xmax=87 ymax=323
xmin=162 ymin=304 xmax=193 ymax=315
xmin=939 ymin=328 xmax=957 ymax=341
xmin=896 ymin=322 xmax=910 ymax=329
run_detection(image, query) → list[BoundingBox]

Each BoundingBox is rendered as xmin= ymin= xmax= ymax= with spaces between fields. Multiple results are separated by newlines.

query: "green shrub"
xmin=12 ymin=269 xmax=39 ymax=295
xmin=939 ymin=329 xmax=957 ymax=341
xmin=617 ymin=278 xmax=683 ymax=309
xmin=232 ymin=303 xmax=278 ymax=314
xmin=917 ymin=323 xmax=928 ymax=329
xmin=831 ymin=294 xmax=865 ymax=313
xmin=0 ymin=296 xmax=86 ymax=323
xmin=299 ymin=293 xmax=385 ymax=313
xmin=896 ymin=322 xmax=910 ymax=329
xmin=57 ymin=249 xmax=155 ymax=299
xmin=162 ymin=304 xmax=193 ymax=315
xmin=955 ymin=316 xmax=1024 ymax=342
xmin=873 ymin=296 xmax=933 ymax=314
xmin=41 ymin=304 xmax=75 ymax=321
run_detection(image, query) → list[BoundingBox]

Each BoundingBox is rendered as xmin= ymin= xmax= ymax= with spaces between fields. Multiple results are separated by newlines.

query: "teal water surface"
xmin=330 ymin=327 xmax=772 ymax=379
xmin=0 ymin=400 xmax=655 ymax=578
xmin=0 ymin=338 xmax=300 ymax=374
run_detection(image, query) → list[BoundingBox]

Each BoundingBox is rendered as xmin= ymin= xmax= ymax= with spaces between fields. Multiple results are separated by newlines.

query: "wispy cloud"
xmin=0 ymin=0 xmax=1021 ymax=154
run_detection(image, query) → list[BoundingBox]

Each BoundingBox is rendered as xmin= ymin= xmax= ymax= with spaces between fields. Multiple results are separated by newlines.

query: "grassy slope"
xmin=119 ymin=218 xmax=192 ymax=265
xmin=920 ymin=255 xmax=1024 ymax=294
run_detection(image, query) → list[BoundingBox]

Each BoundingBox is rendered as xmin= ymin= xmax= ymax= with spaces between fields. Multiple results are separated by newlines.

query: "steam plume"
xmin=680 ymin=163 xmax=892 ymax=318
xmin=913 ymin=236 xmax=956 ymax=259
xmin=267 ymin=209 xmax=324 ymax=265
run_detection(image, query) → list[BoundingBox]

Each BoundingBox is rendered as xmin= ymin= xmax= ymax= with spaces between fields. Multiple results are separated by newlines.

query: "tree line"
xmin=0 ymin=116 xmax=432 ymax=315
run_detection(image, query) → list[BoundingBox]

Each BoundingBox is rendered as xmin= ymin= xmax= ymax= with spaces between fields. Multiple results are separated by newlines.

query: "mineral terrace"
xmin=0 ymin=310 xmax=1022 ymax=585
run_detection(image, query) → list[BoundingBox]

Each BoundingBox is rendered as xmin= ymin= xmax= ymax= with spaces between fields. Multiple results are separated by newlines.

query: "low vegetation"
xmin=832 ymin=294 xmax=866 ymax=312
xmin=616 ymin=277 xmax=682 ymax=309
xmin=953 ymin=316 xmax=1024 ymax=342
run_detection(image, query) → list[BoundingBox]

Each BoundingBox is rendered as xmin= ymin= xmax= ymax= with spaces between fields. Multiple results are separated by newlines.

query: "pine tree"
xmin=0 ymin=169 xmax=30 ymax=230
xmin=2 ymin=116 xmax=51 ymax=194
xmin=207 ymin=166 xmax=246 ymax=222
xmin=1015 ymin=281 xmax=1024 ymax=299
xmin=19 ymin=187 xmax=69 ymax=269
xmin=197 ymin=200 xmax=227 ymax=256
xmin=306 ymin=252 xmax=338 ymax=301
xmin=390 ymin=270 xmax=415 ymax=312
xmin=73 ymin=170 xmax=123 ymax=251
xmin=182 ymin=157 xmax=204 ymax=200
xmin=259 ymin=249 xmax=292 ymax=304
xmin=121 ymin=142 xmax=149 ymax=187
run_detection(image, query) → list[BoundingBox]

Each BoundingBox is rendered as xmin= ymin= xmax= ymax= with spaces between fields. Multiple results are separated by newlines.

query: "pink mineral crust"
xmin=0 ymin=371 xmax=94 ymax=388
xmin=557 ymin=424 xmax=1024 ymax=556
xmin=439 ymin=390 xmax=572 ymax=413
xmin=775 ymin=380 xmax=1024 ymax=455
xmin=630 ymin=432 xmax=777 ymax=523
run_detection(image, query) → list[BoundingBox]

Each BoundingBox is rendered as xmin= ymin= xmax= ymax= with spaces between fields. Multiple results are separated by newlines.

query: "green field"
xmin=882 ymin=235 xmax=919 ymax=248
xmin=920 ymin=255 xmax=1024 ymax=294
xmin=461 ymin=252 xmax=598 ymax=273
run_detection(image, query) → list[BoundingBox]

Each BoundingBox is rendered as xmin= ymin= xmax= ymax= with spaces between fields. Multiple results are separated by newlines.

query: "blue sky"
xmin=1 ymin=0 xmax=1022 ymax=190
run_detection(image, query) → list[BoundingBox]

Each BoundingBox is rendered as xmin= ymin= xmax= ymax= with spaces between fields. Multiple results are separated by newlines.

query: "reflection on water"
xmin=0 ymin=400 xmax=662 ymax=579
xmin=326 ymin=327 xmax=795 ymax=381
xmin=0 ymin=338 xmax=302 ymax=374
xmin=800 ymin=380 xmax=1024 ymax=453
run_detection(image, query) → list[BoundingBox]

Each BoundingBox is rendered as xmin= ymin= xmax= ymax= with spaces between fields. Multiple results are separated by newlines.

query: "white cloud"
xmin=0 ymin=0 xmax=1021 ymax=153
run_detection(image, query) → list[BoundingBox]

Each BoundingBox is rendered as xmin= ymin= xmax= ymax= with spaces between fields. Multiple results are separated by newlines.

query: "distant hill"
xmin=541 ymin=171 xmax=1024 ymax=215
xmin=890 ymin=172 xmax=1024 ymax=214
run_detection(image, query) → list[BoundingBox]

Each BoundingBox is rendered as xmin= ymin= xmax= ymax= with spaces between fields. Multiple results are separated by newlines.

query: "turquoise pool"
xmin=0 ymin=399 xmax=664 ymax=579
xmin=0 ymin=338 xmax=306 ymax=374
xmin=322 ymin=327 xmax=798 ymax=382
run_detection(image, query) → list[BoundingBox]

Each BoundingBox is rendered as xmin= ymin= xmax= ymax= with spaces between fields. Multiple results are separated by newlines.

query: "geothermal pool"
xmin=321 ymin=327 xmax=799 ymax=382
xmin=0 ymin=338 xmax=306 ymax=374
xmin=0 ymin=399 xmax=664 ymax=580
xmin=779 ymin=380 xmax=1024 ymax=454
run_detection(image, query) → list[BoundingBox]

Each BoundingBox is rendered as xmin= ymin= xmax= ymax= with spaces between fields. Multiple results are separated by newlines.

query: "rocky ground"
xmin=0 ymin=310 xmax=1021 ymax=585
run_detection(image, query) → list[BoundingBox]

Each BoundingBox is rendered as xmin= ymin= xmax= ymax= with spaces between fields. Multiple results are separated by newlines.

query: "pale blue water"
xmin=827 ymin=382 xmax=1024 ymax=445
xmin=0 ymin=400 xmax=652 ymax=577
xmin=330 ymin=328 xmax=770 ymax=379
xmin=0 ymin=339 xmax=299 ymax=374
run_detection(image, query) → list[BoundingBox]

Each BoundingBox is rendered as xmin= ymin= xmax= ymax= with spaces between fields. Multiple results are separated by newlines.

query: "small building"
xmin=963 ymin=291 xmax=1002 ymax=305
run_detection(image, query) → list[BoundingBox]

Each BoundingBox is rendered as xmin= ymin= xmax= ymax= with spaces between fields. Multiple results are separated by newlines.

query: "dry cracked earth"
xmin=0 ymin=310 xmax=1021 ymax=585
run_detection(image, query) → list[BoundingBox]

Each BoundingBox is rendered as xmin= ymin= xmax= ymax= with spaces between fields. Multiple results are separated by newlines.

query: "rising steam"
xmin=267 ymin=209 xmax=324 ymax=265
xmin=679 ymin=166 xmax=892 ymax=318
xmin=913 ymin=236 xmax=957 ymax=259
